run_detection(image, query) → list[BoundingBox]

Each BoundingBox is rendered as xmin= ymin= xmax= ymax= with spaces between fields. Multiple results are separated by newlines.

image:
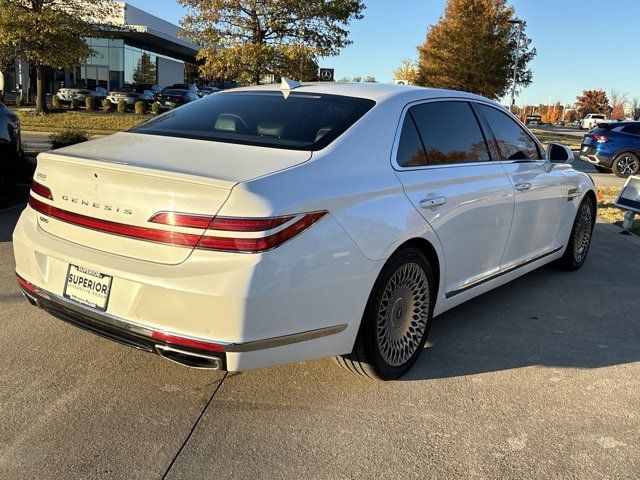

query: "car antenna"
xmin=280 ymin=77 xmax=302 ymax=99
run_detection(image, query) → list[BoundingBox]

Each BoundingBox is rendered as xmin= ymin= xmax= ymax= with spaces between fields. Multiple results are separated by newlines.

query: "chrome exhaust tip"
xmin=155 ymin=345 xmax=224 ymax=370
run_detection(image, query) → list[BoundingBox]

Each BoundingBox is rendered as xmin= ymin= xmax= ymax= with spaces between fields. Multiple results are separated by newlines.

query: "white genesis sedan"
xmin=13 ymin=82 xmax=596 ymax=380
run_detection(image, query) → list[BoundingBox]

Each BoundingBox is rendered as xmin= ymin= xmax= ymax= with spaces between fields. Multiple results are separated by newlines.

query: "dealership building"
xmin=5 ymin=2 xmax=199 ymax=95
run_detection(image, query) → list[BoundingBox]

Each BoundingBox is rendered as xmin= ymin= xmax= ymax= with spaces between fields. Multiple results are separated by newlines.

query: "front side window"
xmin=477 ymin=104 xmax=542 ymax=160
xmin=132 ymin=91 xmax=375 ymax=151
xmin=409 ymin=101 xmax=491 ymax=165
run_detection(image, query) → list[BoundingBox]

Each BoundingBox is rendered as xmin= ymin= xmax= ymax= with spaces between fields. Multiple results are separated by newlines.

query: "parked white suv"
xmin=580 ymin=113 xmax=607 ymax=130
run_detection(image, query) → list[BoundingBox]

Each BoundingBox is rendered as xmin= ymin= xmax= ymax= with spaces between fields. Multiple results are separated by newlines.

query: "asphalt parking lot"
xmin=1 ymin=191 xmax=640 ymax=478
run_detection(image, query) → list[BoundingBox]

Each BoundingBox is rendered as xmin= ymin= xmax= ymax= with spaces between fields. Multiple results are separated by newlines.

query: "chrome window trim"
xmin=390 ymin=97 xmax=547 ymax=172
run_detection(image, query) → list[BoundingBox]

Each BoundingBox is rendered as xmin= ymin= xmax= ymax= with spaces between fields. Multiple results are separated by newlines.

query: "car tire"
xmin=611 ymin=152 xmax=640 ymax=178
xmin=594 ymin=165 xmax=611 ymax=173
xmin=556 ymin=196 xmax=596 ymax=271
xmin=335 ymin=247 xmax=435 ymax=380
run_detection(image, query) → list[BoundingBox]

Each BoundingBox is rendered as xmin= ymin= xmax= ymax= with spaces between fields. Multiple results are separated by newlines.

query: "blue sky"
xmin=129 ymin=0 xmax=640 ymax=105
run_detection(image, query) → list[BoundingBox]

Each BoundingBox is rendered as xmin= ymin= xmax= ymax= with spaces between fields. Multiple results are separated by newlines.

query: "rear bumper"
xmin=18 ymin=279 xmax=226 ymax=369
xmin=579 ymin=146 xmax=613 ymax=168
xmin=13 ymin=206 xmax=375 ymax=371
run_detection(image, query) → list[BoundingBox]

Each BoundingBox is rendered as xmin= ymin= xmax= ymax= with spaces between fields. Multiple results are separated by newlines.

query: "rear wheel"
xmin=335 ymin=247 xmax=434 ymax=380
xmin=557 ymin=196 xmax=596 ymax=270
xmin=594 ymin=165 xmax=611 ymax=173
xmin=612 ymin=152 xmax=640 ymax=178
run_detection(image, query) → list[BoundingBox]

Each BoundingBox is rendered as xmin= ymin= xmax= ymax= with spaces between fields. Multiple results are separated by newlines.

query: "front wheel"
xmin=557 ymin=196 xmax=596 ymax=271
xmin=335 ymin=247 xmax=434 ymax=380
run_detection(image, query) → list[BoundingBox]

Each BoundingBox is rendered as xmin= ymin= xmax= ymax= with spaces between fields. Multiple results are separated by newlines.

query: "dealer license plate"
xmin=63 ymin=264 xmax=113 ymax=311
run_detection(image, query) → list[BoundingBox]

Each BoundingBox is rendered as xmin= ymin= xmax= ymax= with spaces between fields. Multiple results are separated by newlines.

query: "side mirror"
xmin=546 ymin=142 xmax=574 ymax=164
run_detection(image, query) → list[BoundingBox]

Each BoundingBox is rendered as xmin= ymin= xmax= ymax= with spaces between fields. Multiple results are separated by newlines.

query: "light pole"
xmin=508 ymin=18 xmax=523 ymax=113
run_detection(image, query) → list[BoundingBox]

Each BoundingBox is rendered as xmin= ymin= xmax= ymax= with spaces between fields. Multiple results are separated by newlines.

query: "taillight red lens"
xmin=594 ymin=134 xmax=608 ymax=143
xmin=209 ymin=215 xmax=294 ymax=232
xmin=151 ymin=331 xmax=225 ymax=352
xmin=16 ymin=273 xmax=37 ymax=292
xmin=195 ymin=211 xmax=327 ymax=252
xmin=30 ymin=180 xmax=53 ymax=200
xmin=149 ymin=212 xmax=214 ymax=229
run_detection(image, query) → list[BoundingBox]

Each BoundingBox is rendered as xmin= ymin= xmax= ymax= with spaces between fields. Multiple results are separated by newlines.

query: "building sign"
xmin=319 ymin=68 xmax=334 ymax=82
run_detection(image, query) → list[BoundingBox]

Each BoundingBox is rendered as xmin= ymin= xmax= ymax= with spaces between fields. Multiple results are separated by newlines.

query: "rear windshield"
xmin=162 ymin=89 xmax=187 ymax=95
xmin=131 ymin=91 xmax=376 ymax=151
xmin=592 ymin=115 xmax=605 ymax=119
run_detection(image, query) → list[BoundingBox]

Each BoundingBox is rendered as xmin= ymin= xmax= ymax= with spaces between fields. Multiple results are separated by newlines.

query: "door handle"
xmin=514 ymin=182 xmax=532 ymax=191
xmin=419 ymin=196 xmax=446 ymax=209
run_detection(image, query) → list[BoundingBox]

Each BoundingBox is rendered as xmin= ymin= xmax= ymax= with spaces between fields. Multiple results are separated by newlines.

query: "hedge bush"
xmin=85 ymin=96 xmax=96 ymax=111
xmin=134 ymin=101 xmax=146 ymax=115
xmin=51 ymin=95 xmax=61 ymax=108
xmin=102 ymin=98 xmax=112 ymax=111
xmin=70 ymin=98 xmax=80 ymax=110
xmin=117 ymin=99 xmax=128 ymax=113
xmin=49 ymin=128 xmax=89 ymax=149
xmin=169 ymin=102 xmax=177 ymax=110
xmin=151 ymin=102 xmax=161 ymax=115
xmin=15 ymin=95 xmax=24 ymax=107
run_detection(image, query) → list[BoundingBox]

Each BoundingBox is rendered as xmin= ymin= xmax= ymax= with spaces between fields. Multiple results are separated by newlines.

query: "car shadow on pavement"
xmin=402 ymin=224 xmax=640 ymax=382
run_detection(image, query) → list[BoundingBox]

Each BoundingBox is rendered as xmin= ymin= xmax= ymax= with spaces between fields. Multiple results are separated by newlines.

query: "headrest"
xmin=257 ymin=121 xmax=285 ymax=138
xmin=215 ymin=114 xmax=240 ymax=133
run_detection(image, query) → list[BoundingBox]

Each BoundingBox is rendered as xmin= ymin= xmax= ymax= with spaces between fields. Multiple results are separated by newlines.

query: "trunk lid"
xmin=33 ymin=132 xmax=311 ymax=264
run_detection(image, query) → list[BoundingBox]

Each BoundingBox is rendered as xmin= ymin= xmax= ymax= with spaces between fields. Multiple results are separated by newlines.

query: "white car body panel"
xmin=13 ymin=83 xmax=596 ymax=372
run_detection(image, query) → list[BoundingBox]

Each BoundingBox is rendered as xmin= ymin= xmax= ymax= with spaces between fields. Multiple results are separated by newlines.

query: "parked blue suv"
xmin=580 ymin=122 xmax=640 ymax=178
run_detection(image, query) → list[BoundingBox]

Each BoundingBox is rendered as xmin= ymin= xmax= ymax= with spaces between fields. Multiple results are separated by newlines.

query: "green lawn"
xmin=16 ymin=110 xmax=152 ymax=134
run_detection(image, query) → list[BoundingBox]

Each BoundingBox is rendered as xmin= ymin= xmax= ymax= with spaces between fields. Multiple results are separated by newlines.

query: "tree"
xmin=631 ymin=97 xmax=640 ymax=120
xmin=575 ymin=89 xmax=610 ymax=118
xmin=394 ymin=59 xmax=418 ymax=84
xmin=179 ymin=0 xmax=365 ymax=85
xmin=609 ymin=90 xmax=627 ymax=120
xmin=0 ymin=0 xmax=116 ymax=113
xmin=416 ymin=0 xmax=535 ymax=99
xmin=564 ymin=109 xmax=578 ymax=123
xmin=132 ymin=53 xmax=157 ymax=84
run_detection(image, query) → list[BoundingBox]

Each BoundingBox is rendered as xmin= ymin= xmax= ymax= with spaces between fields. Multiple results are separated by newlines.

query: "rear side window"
xmin=132 ymin=91 xmax=376 ymax=151
xmin=477 ymin=104 xmax=542 ymax=160
xmin=396 ymin=115 xmax=428 ymax=167
xmin=621 ymin=124 xmax=640 ymax=135
xmin=409 ymin=101 xmax=490 ymax=165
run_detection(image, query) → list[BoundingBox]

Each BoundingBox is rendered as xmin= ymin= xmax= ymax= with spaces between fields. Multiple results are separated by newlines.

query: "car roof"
xmin=223 ymin=82 xmax=499 ymax=105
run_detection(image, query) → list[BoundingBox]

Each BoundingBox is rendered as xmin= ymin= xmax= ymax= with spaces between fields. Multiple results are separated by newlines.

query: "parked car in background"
xmin=156 ymin=88 xmax=198 ymax=108
xmin=579 ymin=113 xmax=607 ymax=130
xmin=0 ymin=102 xmax=23 ymax=207
xmin=164 ymin=83 xmax=201 ymax=97
xmin=56 ymin=85 xmax=107 ymax=105
xmin=524 ymin=114 xmax=543 ymax=125
xmin=14 ymin=83 xmax=596 ymax=380
xmin=199 ymin=86 xmax=220 ymax=95
xmin=106 ymin=85 xmax=155 ymax=107
xmin=580 ymin=122 xmax=640 ymax=177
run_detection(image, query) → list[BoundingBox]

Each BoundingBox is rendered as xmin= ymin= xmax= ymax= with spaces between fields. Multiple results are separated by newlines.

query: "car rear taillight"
xmin=594 ymin=134 xmax=609 ymax=143
xmin=196 ymin=212 xmax=327 ymax=252
xmin=16 ymin=273 xmax=37 ymax=292
xmin=151 ymin=331 xmax=225 ymax=352
xmin=149 ymin=212 xmax=214 ymax=229
xmin=30 ymin=180 xmax=53 ymax=200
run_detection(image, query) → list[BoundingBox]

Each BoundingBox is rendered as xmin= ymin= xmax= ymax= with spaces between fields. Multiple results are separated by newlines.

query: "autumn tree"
xmin=0 ymin=0 xmax=117 ymax=113
xmin=609 ymin=90 xmax=627 ymax=120
xmin=564 ymin=109 xmax=578 ymax=123
xmin=179 ymin=0 xmax=365 ymax=85
xmin=394 ymin=59 xmax=418 ymax=84
xmin=575 ymin=89 xmax=610 ymax=118
xmin=416 ymin=0 xmax=535 ymax=99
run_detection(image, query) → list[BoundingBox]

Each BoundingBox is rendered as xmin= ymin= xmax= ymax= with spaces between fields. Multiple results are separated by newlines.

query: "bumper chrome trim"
xmin=17 ymin=276 xmax=347 ymax=357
